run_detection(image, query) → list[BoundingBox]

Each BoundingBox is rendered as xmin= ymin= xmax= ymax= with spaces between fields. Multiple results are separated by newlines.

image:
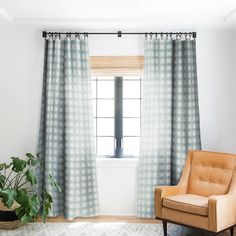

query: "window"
xmin=92 ymin=75 xmax=142 ymax=158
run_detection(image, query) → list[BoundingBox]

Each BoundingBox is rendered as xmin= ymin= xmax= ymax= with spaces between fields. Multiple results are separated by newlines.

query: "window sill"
xmin=96 ymin=157 xmax=139 ymax=168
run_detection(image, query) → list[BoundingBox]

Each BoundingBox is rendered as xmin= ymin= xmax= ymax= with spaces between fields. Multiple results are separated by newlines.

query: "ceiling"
xmin=0 ymin=0 xmax=236 ymax=31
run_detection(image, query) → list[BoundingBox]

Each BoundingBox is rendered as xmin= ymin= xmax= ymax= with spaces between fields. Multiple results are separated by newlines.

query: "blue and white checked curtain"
xmin=137 ymin=36 xmax=201 ymax=217
xmin=38 ymin=36 xmax=98 ymax=219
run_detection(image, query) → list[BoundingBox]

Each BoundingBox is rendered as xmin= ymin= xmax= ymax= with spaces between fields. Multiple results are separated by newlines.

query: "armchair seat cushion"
xmin=163 ymin=194 xmax=208 ymax=216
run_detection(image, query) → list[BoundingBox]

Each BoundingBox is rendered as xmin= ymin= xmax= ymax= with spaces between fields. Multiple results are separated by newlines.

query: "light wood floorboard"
xmin=43 ymin=215 xmax=159 ymax=224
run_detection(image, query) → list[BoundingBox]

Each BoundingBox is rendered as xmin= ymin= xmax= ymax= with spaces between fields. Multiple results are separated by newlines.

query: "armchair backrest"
xmin=187 ymin=150 xmax=236 ymax=197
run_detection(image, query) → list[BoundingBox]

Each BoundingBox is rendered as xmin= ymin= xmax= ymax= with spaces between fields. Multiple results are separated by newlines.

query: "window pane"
xmin=123 ymin=100 xmax=140 ymax=117
xmin=123 ymin=118 xmax=140 ymax=136
xmin=97 ymin=80 xmax=114 ymax=98
xmin=92 ymin=80 xmax=96 ymax=98
xmin=97 ymin=100 xmax=114 ymax=117
xmin=123 ymin=81 xmax=140 ymax=98
xmin=92 ymin=100 xmax=96 ymax=117
xmin=97 ymin=137 xmax=114 ymax=156
xmin=97 ymin=118 xmax=114 ymax=136
xmin=123 ymin=137 xmax=140 ymax=156
xmin=93 ymin=118 xmax=96 ymax=136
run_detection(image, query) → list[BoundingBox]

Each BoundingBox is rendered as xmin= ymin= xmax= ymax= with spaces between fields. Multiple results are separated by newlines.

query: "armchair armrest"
xmin=154 ymin=185 xmax=186 ymax=217
xmin=208 ymin=194 xmax=236 ymax=232
xmin=209 ymin=171 xmax=236 ymax=232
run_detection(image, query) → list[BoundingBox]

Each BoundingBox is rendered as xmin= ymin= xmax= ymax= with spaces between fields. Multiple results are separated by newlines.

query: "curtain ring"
xmin=150 ymin=32 xmax=153 ymax=39
xmin=145 ymin=33 xmax=148 ymax=40
xmin=83 ymin=32 xmax=88 ymax=39
xmin=160 ymin=33 xmax=163 ymax=40
xmin=155 ymin=33 xmax=158 ymax=40
xmin=75 ymin=33 xmax=80 ymax=39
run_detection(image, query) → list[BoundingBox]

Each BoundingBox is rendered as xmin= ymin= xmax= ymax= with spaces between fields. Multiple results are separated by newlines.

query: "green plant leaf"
xmin=15 ymin=190 xmax=35 ymax=224
xmin=15 ymin=206 xmax=25 ymax=219
xmin=15 ymin=189 xmax=29 ymax=207
xmin=26 ymin=153 xmax=37 ymax=166
xmin=0 ymin=163 xmax=10 ymax=171
xmin=15 ymin=190 xmax=40 ymax=222
xmin=25 ymin=170 xmax=37 ymax=186
xmin=20 ymin=214 xmax=32 ymax=224
xmin=42 ymin=189 xmax=53 ymax=223
xmin=42 ymin=207 xmax=47 ymax=223
xmin=0 ymin=189 xmax=17 ymax=208
xmin=27 ymin=158 xmax=36 ymax=166
xmin=11 ymin=157 xmax=27 ymax=173
xmin=26 ymin=153 xmax=34 ymax=159
xmin=28 ymin=194 xmax=40 ymax=216
xmin=48 ymin=174 xmax=62 ymax=192
xmin=0 ymin=175 xmax=6 ymax=188
xmin=35 ymin=153 xmax=43 ymax=167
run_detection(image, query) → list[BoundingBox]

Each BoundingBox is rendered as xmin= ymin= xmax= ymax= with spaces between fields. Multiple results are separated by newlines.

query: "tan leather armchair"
xmin=155 ymin=150 xmax=236 ymax=236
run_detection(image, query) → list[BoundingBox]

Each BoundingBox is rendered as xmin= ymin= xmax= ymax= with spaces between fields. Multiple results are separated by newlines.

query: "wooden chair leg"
xmin=230 ymin=227 xmax=234 ymax=236
xmin=162 ymin=220 xmax=167 ymax=236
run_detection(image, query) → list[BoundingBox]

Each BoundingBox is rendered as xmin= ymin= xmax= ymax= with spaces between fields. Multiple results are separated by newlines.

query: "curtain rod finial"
xmin=42 ymin=31 xmax=47 ymax=38
xmin=192 ymin=32 xmax=197 ymax=38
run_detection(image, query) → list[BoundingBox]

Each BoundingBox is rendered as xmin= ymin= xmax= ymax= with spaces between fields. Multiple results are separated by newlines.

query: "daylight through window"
xmin=92 ymin=76 xmax=142 ymax=157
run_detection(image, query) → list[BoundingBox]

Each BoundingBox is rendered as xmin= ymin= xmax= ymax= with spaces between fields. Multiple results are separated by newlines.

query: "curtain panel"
xmin=138 ymin=37 xmax=201 ymax=217
xmin=38 ymin=37 xmax=98 ymax=219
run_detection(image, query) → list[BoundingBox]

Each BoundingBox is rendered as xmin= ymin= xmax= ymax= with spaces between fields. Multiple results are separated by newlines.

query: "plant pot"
xmin=0 ymin=200 xmax=23 ymax=230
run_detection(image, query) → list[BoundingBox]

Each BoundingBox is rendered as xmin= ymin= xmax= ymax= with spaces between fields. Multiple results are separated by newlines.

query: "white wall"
xmin=197 ymin=31 xmax=236 ymax=153
xmin=0 ymin=29 xmax=236 ymax=216
xmin=0 ymin=30 xmax=43 ymax=161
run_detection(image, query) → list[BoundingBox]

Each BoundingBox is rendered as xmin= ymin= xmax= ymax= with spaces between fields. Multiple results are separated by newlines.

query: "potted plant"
xmin=0 ymin=153 xmax=61 ymax=229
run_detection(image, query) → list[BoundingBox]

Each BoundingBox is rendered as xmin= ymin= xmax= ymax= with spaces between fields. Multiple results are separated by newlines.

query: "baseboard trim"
xmin=99 ymin=204 xmax=137 ymax=215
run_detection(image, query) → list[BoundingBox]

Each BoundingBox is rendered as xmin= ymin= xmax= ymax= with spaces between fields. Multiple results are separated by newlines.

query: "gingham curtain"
xmin=137 ymin=37 xmax=201 ymax=217
xmin=38 ymin=37 xmax=98 ymax=219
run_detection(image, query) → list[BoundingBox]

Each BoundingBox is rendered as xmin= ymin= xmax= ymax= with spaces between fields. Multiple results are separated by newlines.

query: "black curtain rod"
xmin=42 ymin=31 xmax=197 ymax=38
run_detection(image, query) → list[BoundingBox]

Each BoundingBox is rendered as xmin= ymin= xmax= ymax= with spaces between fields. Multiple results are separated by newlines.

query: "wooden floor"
xmin=45 ymin=215 xmax=158 ymax=224
xmin=45 ymin=216 xmax=235 ymax=235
